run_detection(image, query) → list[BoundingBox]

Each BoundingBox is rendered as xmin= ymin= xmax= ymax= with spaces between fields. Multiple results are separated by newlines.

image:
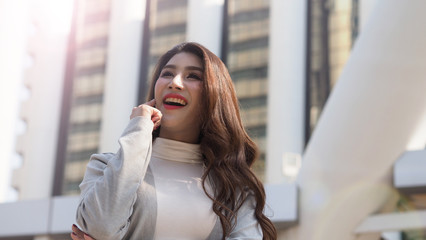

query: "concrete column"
xmin=99 ymin=0 xmax=146 ymax=152
xmin=266 ymin=0 xmax=306 ymax=184
xmin=284 ymin=0 xmax=426 ymax=239
xmin=359 ymin=0 xmax=379 ymax=31
xmin=11 ymin=1 xmax=72 ymax=200
xmin=0 ymin=0 xmax=30 ymax=202
xmin=186 ymin=0 xmax=224 ymax=56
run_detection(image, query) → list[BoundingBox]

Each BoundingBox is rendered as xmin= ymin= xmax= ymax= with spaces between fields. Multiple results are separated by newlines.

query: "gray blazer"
xmin=76 ymin=116 xmax=263 ymax=239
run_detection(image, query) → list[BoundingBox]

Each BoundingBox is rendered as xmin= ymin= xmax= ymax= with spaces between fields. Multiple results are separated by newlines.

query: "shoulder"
xmin=237 ymin=191 xmax=257 ymax=217
xmin=227 ymin=192 xmax=263 ymax=239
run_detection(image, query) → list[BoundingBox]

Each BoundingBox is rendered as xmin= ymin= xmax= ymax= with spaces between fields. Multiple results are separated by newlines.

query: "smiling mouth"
xmin=164 ymin=97 xmax=187 ymax=107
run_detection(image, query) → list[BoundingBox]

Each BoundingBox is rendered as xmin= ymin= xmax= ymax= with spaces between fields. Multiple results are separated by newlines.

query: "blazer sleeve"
xmin=228 ymin=195 xmax=263 ymax=240
xmin=75 ymin=116 xmax=154 ymax=240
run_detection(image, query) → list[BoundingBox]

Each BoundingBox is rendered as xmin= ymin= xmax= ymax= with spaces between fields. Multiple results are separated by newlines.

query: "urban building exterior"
xmin=1 ymin=0 xmax=426 ymax=239
xmin=226 ymin=0 xmax=270 ymax=179
xmin=305 ymin=0 xmax=359 ymax=139
xmin=57 ymin=0 xmax=112 ymax=196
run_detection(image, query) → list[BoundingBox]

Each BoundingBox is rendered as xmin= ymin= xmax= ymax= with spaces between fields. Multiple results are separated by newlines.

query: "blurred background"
xmin=0 ymin=0 xmax=425 ymax=239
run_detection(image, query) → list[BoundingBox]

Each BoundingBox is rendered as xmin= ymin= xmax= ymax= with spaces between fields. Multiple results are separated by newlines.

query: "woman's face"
xmin=154 ymin=52 xmax=204 ymax=142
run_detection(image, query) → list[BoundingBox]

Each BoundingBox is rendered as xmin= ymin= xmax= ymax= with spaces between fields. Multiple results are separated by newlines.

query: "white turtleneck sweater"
xmin=150 ymin=137 xmax=216 ymax=239
xmin=76 ymin=116 xmax=263 ymax=240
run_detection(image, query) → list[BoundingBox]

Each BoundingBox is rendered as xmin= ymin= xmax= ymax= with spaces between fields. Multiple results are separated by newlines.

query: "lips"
xmin=162 ymin=93 xmax=188 ymax=110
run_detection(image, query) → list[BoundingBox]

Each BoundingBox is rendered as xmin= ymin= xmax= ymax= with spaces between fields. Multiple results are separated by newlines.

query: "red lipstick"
xmin=162 ymin=93 xmax=188 ymax=110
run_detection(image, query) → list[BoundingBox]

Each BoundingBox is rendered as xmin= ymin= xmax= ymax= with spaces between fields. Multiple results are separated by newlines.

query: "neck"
xmin=158 ymin=127 xmax=201 ymax=144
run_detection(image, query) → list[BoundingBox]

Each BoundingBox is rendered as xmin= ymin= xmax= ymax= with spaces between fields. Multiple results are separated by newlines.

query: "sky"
xmin=0 ymin=0 xmax=73 ymax=203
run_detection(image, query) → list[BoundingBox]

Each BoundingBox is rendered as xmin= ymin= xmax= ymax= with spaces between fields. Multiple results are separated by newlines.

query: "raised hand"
xmin=130 ymin=99 xmax=162 ymax=130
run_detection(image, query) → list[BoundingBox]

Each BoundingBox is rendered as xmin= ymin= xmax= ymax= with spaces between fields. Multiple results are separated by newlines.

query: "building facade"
xmin=56 ymin=0 xmax=112 ymax=196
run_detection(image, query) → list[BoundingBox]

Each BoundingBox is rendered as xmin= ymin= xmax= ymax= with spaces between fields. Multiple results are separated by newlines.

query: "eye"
xmin=160 ymin=71 xmax=174 ymax=78
xmin=187 ymin=73 xmax=202 ymax=81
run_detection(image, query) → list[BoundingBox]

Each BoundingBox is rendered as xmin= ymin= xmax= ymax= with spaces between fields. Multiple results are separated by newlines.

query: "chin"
xmin=159 ymin=119 xmax=180 ymax=129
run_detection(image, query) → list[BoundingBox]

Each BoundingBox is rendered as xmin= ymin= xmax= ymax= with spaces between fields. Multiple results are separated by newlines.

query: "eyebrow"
xmin=163 ymin=64 xmax=203 ymax=72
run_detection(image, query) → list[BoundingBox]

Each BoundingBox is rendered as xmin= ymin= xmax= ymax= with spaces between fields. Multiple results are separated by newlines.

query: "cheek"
xmin=193 ymin=83 xmax=203 ymax=100
xmin=154 ymin=79 xmax=164 ymax=99
xmin=189 ymin=83 xmax=203 ymax=105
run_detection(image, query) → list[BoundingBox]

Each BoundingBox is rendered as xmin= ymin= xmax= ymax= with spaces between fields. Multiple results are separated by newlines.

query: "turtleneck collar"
xmin=152 ymin=137 xmax=203 ymax=164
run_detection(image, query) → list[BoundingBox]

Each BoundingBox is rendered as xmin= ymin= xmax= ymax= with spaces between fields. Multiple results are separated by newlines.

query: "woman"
xmin=71 ymin=42 xmax=277 ymax=240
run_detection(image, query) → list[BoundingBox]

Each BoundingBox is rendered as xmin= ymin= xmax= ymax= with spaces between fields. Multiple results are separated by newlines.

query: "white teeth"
xmin=165 ymin=97 xmax=187 ymax=106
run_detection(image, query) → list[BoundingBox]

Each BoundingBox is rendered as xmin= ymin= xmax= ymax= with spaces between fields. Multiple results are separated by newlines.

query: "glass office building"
xmin=57 ymin=0 xmax=111 ymax=195
xmin=138 ymin=0 xmax=189 ymax=102
xmin=306 ymin=0 xmax=359 ymax=140
xmin=226 ymin=0 xmax=270 ymax=179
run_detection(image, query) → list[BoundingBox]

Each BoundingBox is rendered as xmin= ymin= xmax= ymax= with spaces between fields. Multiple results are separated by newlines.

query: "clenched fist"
xmin=130 ymin=99 xmax=162 ymax=130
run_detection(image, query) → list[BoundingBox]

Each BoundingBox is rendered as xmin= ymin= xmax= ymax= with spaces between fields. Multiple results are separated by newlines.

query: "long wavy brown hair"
xmin=147 ymin=42 xmax=277 ymax=240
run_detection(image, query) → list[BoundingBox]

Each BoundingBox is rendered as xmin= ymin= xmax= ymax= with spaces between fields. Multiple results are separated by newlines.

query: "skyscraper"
xmin=226 ymin=0 xmax=270 ymax=179
xmin=140 ymin=0 xmax=189 ymax=101
xmin=305 ymin=0 xmax=359 ymax=140
xmin=54 ymin=0 xmax=112 ymax=195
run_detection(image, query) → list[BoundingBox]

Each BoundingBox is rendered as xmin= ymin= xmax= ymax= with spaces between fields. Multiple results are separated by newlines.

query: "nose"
xmin=168 ymin=74 xmax=184 ymax=90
